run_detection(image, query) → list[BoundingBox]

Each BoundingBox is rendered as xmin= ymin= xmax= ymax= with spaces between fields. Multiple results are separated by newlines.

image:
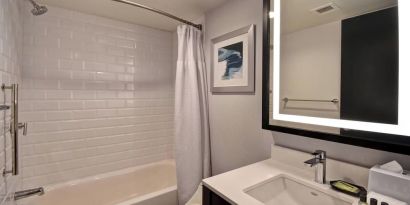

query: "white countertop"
xmin=203 ymin=146 xmax=366 ymax=205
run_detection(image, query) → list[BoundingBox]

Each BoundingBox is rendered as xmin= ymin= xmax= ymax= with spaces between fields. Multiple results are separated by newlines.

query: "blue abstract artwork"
xmin=218 ymin=42 xmax=243 ymax=80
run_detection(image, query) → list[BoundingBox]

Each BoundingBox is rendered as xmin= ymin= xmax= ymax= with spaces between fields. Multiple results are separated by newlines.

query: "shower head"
xmin=31 ymin=6 xmax=48 ymax=16
xmin=28 ymin=0 xmax=48 ymax=16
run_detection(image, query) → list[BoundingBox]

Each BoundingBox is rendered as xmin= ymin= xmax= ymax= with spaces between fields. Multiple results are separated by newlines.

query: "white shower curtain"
xmin=175 ymin=25 xmax=211 ymax=205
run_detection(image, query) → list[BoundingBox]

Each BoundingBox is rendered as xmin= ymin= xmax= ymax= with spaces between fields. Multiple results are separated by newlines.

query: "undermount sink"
xmin=244 ymin=175 xmax=355 ymax=205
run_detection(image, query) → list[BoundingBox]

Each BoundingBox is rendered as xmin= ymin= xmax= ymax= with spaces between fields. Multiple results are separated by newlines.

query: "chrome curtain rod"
xmin=112 ymin=0 xmax=202 ymax=30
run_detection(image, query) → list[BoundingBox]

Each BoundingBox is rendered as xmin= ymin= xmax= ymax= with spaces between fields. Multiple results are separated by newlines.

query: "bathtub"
xmin=19 ymin=160 xmax=177 ymax=205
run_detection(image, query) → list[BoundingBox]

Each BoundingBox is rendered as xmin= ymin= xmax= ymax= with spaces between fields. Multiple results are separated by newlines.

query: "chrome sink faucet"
xmin=304 ymin=150 xmax=327 ymax=184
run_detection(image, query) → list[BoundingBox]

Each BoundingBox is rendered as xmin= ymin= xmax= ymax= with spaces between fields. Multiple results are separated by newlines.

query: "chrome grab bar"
xmin=2 ymin=84 xmax=26 ymax=176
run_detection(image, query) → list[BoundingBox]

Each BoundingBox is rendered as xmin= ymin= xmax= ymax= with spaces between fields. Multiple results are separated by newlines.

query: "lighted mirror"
xmin=262 ymin=0 xmax=410 ymax=153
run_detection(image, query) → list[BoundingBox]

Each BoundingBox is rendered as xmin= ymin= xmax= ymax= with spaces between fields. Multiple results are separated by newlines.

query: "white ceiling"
xmin=36 ymin=0 xmax=228 ymax=31
xmin=282 ymin=0 xmax=398 ymax=34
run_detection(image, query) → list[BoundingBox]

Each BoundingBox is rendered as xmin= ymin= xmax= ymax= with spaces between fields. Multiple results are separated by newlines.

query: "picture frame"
xmin=211 ymin=24 xmax=255 ymax=93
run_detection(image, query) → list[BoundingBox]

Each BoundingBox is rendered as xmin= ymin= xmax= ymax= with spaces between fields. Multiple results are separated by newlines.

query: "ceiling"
xmin=37 ymin=0 xmax=228 ymax=31
xmin=282 ymin=0 xmax=398 ymax=34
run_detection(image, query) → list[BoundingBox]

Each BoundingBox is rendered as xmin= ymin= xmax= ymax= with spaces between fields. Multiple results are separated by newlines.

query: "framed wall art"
xmin=211 ymin=25 xmax=255 ymax=93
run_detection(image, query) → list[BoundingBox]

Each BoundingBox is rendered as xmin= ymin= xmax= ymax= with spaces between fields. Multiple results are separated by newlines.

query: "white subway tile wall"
xmin=20 ymin=5 xmax=175 ymax=189
xmin=0 ymin=0 xmax=23 ymax=204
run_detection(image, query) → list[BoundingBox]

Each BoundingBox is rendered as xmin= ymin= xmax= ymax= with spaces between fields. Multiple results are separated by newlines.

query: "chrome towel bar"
xmin=283 ymin=97 xmax=339 ymax=104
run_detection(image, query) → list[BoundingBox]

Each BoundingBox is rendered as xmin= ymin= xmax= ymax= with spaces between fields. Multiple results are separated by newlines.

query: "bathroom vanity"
xmin=202 ymin=146 xmax=368 ymax=205
xmin=203 ymin=186 xmax=231 ymax=205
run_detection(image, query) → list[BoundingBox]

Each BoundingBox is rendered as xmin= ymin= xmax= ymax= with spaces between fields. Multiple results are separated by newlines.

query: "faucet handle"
xmin=312 ymin=150 xmax=325 ymax=155
xmin=18 ymin=122 xmax=28 ymax=136
xmin=312 ymin=150 xmax=326 ymax=159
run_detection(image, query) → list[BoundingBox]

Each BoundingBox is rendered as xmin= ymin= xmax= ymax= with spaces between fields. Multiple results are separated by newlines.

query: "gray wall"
xmin=273 ymin=132 xmax=410 ymax=170
xmin=204 ymin=0 xmax=410 ymax=175
xmin=204 ymin=0 xmax=273 ymax=175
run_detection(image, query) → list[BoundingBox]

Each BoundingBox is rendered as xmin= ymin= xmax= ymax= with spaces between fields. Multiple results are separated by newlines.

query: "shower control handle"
xmin=18 ymin=122 xmax=28 ymax=136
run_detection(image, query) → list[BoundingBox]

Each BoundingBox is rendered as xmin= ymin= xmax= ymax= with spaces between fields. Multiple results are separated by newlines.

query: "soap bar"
xmin=330 ymin=180 xmax=365 ymax=197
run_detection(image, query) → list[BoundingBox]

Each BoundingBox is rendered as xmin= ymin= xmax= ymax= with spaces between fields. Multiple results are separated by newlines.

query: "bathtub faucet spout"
xmin=14 ymin=187 xmax=44 ymax=201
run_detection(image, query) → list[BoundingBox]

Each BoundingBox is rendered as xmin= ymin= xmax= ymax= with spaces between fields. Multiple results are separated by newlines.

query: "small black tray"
xmin=330 ymin=180 xmax=367 ymax=198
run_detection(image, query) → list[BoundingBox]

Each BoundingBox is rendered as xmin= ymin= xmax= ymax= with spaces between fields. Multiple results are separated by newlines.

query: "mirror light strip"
xmin=272 ymin=0 xmax=410 ymax=136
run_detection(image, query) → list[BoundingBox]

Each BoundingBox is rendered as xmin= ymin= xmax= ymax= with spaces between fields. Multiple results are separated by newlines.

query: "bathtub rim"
xmin=116 ymin=185 xmax=177 ymax=205
xmin=42 ymin=159 xmax=175 ymax=192
xmin=19 ymin=159 xmax=176 ymax=205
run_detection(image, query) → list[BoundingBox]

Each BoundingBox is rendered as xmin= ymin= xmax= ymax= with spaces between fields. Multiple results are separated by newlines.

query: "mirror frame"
xmin=262 ymin=0 xmax=410 ymax=155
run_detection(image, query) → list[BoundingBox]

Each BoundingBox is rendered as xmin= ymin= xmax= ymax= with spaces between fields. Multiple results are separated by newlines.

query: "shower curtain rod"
xmin=112 ymin=0 xmax=203 ymax=30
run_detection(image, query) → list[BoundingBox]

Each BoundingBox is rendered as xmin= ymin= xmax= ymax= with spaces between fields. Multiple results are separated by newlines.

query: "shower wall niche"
xmin=19 ymin=4 xmax=175 ymax=189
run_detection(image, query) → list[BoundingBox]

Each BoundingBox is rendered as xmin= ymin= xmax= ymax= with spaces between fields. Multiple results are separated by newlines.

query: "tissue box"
xmin=368 ymin=166 xmax=410 ymax=204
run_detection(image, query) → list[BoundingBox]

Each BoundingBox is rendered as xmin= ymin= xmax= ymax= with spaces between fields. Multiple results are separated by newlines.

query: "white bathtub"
xmin=19 ymin=160 xmax=177 ymax=205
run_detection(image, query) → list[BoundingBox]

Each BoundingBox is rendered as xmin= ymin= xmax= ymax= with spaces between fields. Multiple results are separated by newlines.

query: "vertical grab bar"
xmin=11 ymin=84 xmax=18 ymax=176
xmin=2 ymin=84 xmax=19 ymax=176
